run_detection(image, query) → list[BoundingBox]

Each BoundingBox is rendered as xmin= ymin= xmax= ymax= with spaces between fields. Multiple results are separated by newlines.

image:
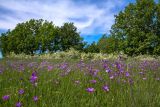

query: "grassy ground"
xmin=0 ymin=58 xmax=160 ymax=107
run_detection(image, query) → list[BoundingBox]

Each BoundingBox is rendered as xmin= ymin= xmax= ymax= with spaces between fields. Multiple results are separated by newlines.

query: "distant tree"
xmin=0 ymin=19 xmax=85 ymax=55
xmin=154 ymin=2 xmax=160 ymax=54
xmin=8 ymin=19 xmax=43 ymax=54
xmin=110 ymin=0 xmax=160 ymax=55
xmin=58 ymin=23 xmax=85 ymax=51
xmin=84 ymin=41 xmax=100 ymax=53
xmin=97 ymin=34 xmax=116 ymax=53
xmin=36 ymin=20 xmax=57 ymax=53
xmin=0 ymin=31 xmax=10 ymax=56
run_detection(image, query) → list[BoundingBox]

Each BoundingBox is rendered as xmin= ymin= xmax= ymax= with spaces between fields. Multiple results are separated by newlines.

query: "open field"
xmin=1 ymin=0 xmax=160 ymax=107
xmin=0 ymin=57 xmax=160 ymax=107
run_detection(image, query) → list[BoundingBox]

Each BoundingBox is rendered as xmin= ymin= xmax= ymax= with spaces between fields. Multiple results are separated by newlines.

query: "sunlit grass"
xmin=0 ymin=58 xmax=160 ymax=107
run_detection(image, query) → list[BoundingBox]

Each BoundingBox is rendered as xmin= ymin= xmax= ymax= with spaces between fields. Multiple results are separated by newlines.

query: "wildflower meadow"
xmin=0 ymin=57 xmax=160 ymax=107
xmin=1 ymin=0 xmax=160 ymax=107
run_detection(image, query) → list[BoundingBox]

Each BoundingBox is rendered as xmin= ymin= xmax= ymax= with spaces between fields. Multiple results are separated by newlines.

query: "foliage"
xmin=1 ymin=0 xmax=160 ymax=56
xmin=84 ymin=42 xmax=100 ymax=53
xmin=0 ymin=19 xmax=85 ymax=56
xmin=110 ymin=0 xmax=160 ymax=56
xmin=97 ymin=34 xmax=117 ymax=53
xmin=6 ymin=49 xmax=119 ymax=60
xmin=6 ymin=49 xmax=160 ymax=61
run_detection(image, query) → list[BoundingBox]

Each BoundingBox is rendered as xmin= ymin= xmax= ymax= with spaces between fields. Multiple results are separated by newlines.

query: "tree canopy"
xmin=110 ymin=0 xmax=160 ymax=55
xmin=1 ymin=0 xmax=160 ymax=56
xmin=0 ymin=19 xmax=85 ymax=56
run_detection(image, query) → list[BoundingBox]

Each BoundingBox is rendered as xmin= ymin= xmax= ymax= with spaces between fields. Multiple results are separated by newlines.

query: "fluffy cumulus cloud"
xmin=0 ymin=0 xmax=134 ymax=35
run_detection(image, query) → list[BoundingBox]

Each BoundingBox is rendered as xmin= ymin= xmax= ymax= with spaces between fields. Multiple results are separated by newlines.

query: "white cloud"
xmin=0 ymin=0 xmax=126 ymax=35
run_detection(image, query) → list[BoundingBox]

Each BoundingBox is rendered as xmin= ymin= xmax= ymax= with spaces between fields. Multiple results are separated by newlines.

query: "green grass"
xmin=0 ymin=58 xmax=160 ymax=107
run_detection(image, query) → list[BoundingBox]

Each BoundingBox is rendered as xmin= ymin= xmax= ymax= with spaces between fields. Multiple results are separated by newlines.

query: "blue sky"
xmin=0 ymin=0 xmax=135 ymax=44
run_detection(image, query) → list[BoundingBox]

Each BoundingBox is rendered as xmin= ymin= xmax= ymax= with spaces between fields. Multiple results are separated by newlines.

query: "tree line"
xmin=86 ymin=0 xmax=160 ymax=56
xmin=0 ymin=0 xmax=160 ymax=56
xmin=0 ymin=19 xmax=85 ymax=55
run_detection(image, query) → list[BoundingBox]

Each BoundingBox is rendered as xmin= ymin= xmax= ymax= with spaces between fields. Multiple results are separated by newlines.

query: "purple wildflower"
xmin=60 ymin=63 xmax=68 ymax=70
xmin=139 ymin=72 xmax=144 ymax=74
xmin=129 ymin=78 xmax=134 ymax=85
xmin=93 ymin=69 xmax=99 ymax=76
xmin=2 ymin=95 xmax=10 ymax=101
xmin=90 ymin=80 xmax=97 ymax=84
xmin=18 ymin=89 xmax=24 ymax=95
xmin=16 ymin=102 xmax=22 ymax=107
xmin=103 ymin=64 xmax=108 ymax=69
xmin=19 ymin=64 xmax=24 ymax=71
xmin=30 ymin=72 xmax=38 ymax=83
xmin=86 ymin=87 xmax=95 ymax=93
xmin=125 ymin=72 xmax=130 ymax=77
xmin=0 ymin=70 xmax=2 ymax=74
xmin=103 ymin=85 xmax=109 ymax=92
xmin=106 ymin=69 xmax=111 ymax=73
xmin=32 ymin=71 xmax=37 ymax=76
xmin=114 ymin=73 xmax=118 ymax=76
xmin=110 ymin=75 xmax=114 ymax=79
xmin=47 ymin=65 xmax=53 ymax=71
xmin=115 ymin=62 xmax=121 ymax=70
xmin=119 ymin=68 xmax=124 ymax=73
xmin=33 ymin=96 xmax=38 ymax=102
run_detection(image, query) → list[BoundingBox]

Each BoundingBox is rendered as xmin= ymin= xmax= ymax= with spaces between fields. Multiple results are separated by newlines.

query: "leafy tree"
xmin=84 ymin=42 xmax=100 ymax=53
xmin=97 ymin=34 xmax=116 ymax=53
xmin=154 ymin=2 xmax=160 ymax=54
xmin=0 ymin=31 xmax=10 ymax=56
xmin=111 ymin=0 xmax=160 ymax=55
xmin=0 ymin=19 xmax=85 ymax=55
xmin=36 ymin=20 xmax=57 ymax=53
xmin=58 ymin=23 xmax=85 ymax=51
xmin=10 ymin=19 xmax=43 ymax=54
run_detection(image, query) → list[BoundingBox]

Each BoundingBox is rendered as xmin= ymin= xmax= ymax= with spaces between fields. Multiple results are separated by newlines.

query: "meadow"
xmin=0 ymin=56 xmax=160 ymax=107
xmin=1 ymin=0 xmax=160 ymax=107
